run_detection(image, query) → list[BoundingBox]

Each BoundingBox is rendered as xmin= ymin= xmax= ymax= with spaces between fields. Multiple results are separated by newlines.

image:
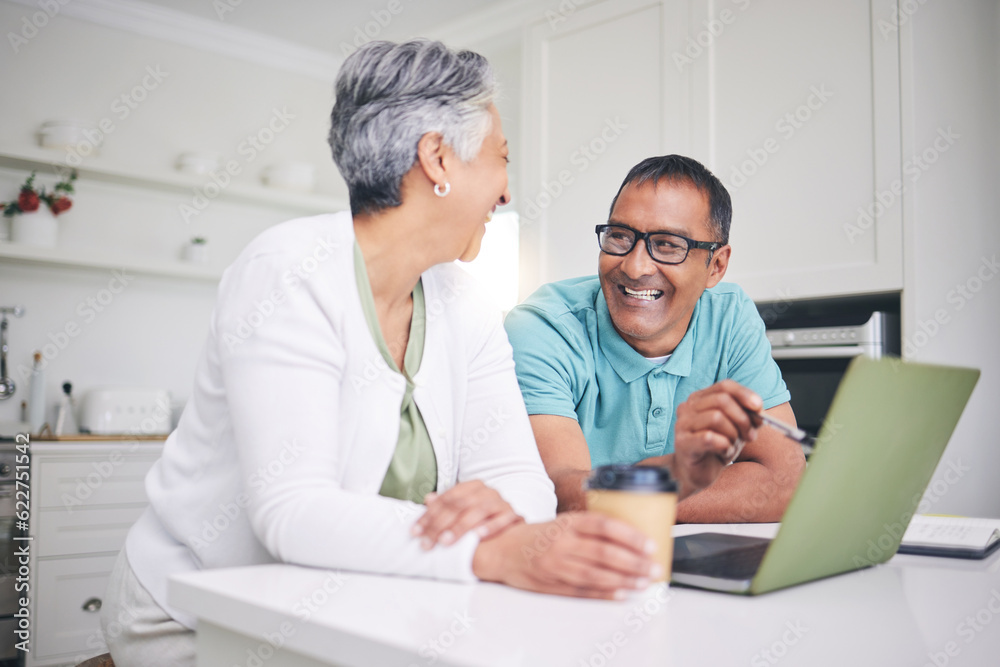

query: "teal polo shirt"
xmin=504 ymin=277 xmax=789 ymax=467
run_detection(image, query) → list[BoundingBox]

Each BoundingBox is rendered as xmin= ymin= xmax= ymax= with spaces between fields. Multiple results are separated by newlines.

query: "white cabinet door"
xmin=521 ymin=0 xmax=687 ymax=296
xmin=36 ymin=506 xmax=147 ymax=558
xmin=522 ymin=0 xmax=903 ymax=302
xmin=687 ymin=0 xmax=903 ymax=300
xmin=31 ymin=555 xmax=117 ymax=666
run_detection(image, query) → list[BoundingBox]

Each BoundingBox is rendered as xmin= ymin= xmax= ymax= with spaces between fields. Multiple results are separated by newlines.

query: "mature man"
xmin=504 ymin=155 xmax=805 ymax=522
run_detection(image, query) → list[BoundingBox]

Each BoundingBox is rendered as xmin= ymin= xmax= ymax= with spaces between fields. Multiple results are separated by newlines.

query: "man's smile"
xmin=619 ymin=285 xmax=664 ymax=301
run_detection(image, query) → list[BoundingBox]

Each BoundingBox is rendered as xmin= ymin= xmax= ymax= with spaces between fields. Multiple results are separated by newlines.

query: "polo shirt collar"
xmin=596 ymin=289 xmax=698 ymax=382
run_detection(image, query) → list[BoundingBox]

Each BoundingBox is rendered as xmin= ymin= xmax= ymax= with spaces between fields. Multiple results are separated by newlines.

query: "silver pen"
xmin=756 ymin=412 xmax=816 ymax=453
xmin=726 ymin=411 xmax=816 ymax=462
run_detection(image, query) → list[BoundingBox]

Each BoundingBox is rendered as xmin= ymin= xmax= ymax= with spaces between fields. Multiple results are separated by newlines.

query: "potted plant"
xmin=182 ymin=236 xmax=209 ymax=264
xmin=1 ymin=170 xmax=77 ymax=247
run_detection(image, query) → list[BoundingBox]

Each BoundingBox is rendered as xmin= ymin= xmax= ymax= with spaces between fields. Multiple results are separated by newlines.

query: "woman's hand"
xmin=412 ymin=480 xmax=523 ymax=549
xmin=472 ymin=512 xmax=659 ymax=599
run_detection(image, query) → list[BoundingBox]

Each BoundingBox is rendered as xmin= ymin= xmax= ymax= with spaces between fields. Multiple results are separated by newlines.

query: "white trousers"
xmin=100 ymin=548 xmax=196 ymax=667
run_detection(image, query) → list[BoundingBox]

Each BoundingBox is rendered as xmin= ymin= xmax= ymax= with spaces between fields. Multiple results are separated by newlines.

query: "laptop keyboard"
xmin=672 ymin=534 xmax=772 ymax=580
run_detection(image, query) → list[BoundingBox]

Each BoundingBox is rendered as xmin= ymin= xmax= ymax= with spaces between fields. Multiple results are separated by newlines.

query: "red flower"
xmin=49 ymin=196 xmax=72 ymax=215
xmin=17 ymin=188 xmax=39 ymax=212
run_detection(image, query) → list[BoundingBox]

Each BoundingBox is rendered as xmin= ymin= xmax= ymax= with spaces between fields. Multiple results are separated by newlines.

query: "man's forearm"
xmin=675 ymin=459 xmax=796 ymax=523
xmin=637 ymin=453 xmax=708 ymax=502
xmin=551 ymin=468 xmax=591 ymax=513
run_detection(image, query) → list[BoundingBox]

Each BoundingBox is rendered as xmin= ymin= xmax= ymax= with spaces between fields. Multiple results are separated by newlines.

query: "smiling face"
xmin=599 ymin=179 xmax=730 ymax=357
xmin=451 ymin=104 xmax=511 ymax=262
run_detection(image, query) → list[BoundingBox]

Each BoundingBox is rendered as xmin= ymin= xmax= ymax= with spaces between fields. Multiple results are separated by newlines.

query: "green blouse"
xmin=353 ymin=242 xmax=438 ymax=503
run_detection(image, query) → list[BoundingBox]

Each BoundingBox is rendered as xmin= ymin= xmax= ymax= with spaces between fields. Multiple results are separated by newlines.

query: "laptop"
xmin=671 ymin=356 xmax=980 ymax=594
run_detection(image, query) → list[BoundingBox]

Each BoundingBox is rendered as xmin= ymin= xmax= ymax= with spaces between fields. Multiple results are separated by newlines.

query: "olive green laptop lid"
xmin=749 ymin=356 xmax=980 ymax=594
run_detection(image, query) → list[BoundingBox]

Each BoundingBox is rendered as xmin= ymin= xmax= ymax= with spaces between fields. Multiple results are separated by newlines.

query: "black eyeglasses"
xmin=595 ymin=224 xmax=723 ymax=265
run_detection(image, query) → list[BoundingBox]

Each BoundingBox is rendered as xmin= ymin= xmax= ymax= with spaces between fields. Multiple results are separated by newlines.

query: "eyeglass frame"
xmin=594 ymin=223 xmax=724 ymax=265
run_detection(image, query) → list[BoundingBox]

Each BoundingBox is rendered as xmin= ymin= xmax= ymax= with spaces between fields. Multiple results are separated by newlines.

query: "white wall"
xmin=0 ymin=3 xmax=341 ymax=425
xmin=902 ymin=0 xmax=1000 ymax=516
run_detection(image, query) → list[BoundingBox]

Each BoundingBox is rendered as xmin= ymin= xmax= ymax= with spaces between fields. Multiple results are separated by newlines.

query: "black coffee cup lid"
xmin=586 ymin=465 xmax=677 ymax=493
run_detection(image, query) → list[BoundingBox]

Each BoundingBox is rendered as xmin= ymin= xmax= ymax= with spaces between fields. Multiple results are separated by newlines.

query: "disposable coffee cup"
xmin=585 ymin=465 xmax=678 ymax=582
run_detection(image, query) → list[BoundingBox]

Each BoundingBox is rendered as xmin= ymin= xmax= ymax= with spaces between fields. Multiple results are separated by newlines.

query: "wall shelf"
xmin=0 ymin=242 xmax=223 ymax=281
xmin=0 ymin=146 xmax=347 ymax=214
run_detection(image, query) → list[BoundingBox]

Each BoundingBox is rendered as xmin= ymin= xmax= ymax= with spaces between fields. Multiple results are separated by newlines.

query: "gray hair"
xmin=329 ymin=40 xmax=497 ymax=216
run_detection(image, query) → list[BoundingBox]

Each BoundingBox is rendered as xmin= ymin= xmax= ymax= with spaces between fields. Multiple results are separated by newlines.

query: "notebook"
xmin=671 ymin=356 xmax=980 ymax=594
xmin=897 ymin=515 xmax=1000 ymax=559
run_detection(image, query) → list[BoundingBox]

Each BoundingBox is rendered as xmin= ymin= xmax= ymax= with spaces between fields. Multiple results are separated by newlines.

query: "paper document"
xmin=898 ymin=515 xmax=1000 ymax=559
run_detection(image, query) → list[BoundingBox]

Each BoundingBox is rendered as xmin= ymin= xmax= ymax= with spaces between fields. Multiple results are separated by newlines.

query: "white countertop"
xmin=170 ymin=523 xmax=1000 ymax=667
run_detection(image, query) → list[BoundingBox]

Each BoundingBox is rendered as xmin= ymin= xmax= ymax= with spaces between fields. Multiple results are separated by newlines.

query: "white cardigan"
xmin=126 ymin=213 xmax=556 ymax=628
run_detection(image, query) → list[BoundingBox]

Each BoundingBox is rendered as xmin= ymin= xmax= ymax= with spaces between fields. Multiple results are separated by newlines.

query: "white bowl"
xmin=38 ymin=119 xmax=101 ymax=151
xmin=175 ymin=151 xmax=222 ymax=175
xmin=261 ymin=162 xmax=316 ymax=192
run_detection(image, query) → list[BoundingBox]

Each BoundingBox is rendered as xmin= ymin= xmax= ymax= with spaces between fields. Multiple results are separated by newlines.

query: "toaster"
xmin=79 ymin=388 xmax=172 ymax=435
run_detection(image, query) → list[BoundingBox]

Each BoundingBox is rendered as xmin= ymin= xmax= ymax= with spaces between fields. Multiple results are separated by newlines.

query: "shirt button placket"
xmin=646 ymin=373 xmax=668 ymax=452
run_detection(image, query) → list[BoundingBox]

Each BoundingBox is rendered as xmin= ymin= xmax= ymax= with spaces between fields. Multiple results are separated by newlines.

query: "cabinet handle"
xmin=82 ymin=598 xmax=102 ymax=613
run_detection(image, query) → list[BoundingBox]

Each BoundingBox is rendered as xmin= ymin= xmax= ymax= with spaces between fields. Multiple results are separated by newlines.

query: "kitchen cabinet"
xmin=520 ymin=0 xmax=684 ymax=296
xmin=25 ymin=441 xmax=162 ymax=667
xmin=521 ymin=0 xmax=903 ymax=301
xmin=689 ymin=0 xmax=903 ymax=301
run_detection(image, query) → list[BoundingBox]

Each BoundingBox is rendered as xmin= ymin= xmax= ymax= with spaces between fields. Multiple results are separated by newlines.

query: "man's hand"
xmin=472 ymin=512 xmax=659 ymax=599
xmin=413 ymin=480 xmax=523 ymax=549
xmin=671 ymin=380 xmax=763 ymax=498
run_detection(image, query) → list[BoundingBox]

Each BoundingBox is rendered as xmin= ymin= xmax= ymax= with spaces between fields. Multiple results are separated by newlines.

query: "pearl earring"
xmin=434 ymin=182 xmax=451 ymax=197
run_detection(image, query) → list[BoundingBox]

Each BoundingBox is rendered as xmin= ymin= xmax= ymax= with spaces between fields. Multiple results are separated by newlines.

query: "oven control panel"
xmin=766 ymin=312 xmax=886 ymax=349
xmin=768 ymin=327 xmax=864 ymax=347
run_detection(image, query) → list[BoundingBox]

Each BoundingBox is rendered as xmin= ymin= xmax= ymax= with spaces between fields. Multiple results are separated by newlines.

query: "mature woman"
xmin=100 ymin=40 xmax=661 ymax=666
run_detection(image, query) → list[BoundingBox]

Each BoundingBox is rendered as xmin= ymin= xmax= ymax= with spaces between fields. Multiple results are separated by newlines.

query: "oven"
xmin=757 ymin=297 xmax=900 ymax=438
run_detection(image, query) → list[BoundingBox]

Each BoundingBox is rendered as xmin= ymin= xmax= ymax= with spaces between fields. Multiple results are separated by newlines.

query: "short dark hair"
xmin=608 ymin=155 xmax=732 ymax=245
